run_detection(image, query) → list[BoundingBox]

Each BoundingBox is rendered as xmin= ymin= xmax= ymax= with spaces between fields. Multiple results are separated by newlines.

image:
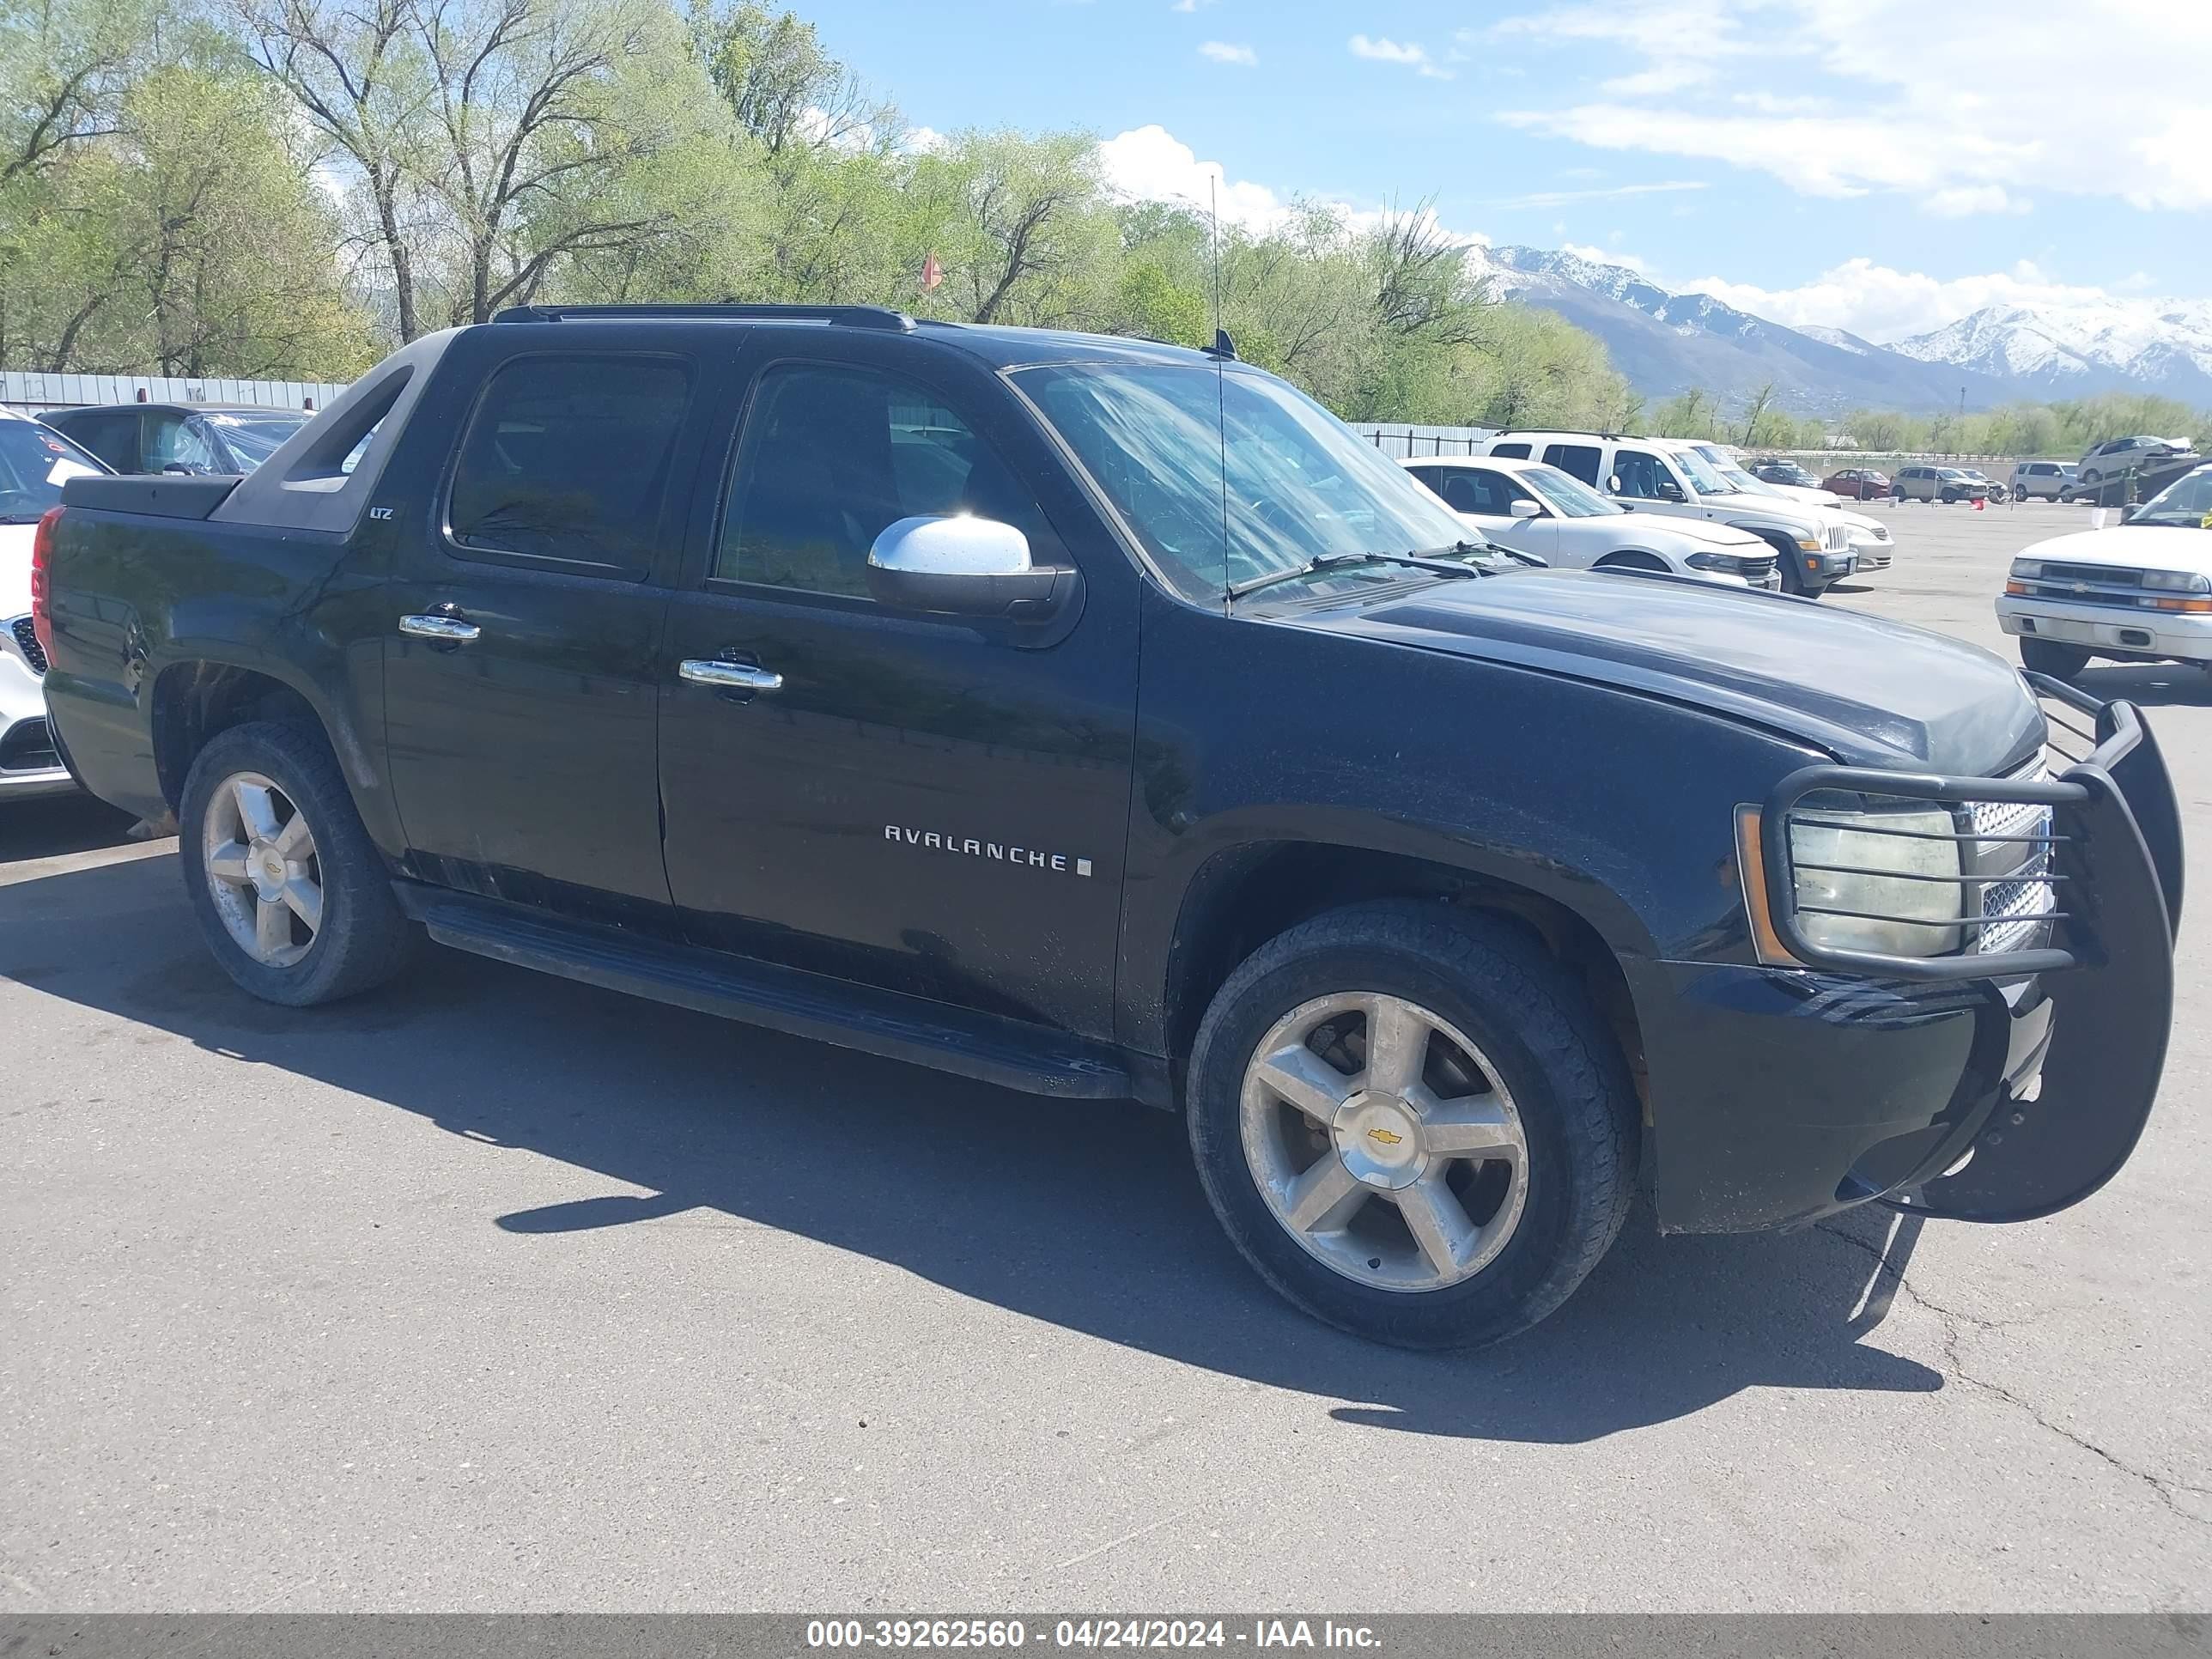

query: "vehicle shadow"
xmin=2074 ymin=663 xmax=2212 ymax=709
xmin=0 ymin=793 xmax=143 ymax=864
xmin=1 ymin=853 xmax=1945 ymax=1445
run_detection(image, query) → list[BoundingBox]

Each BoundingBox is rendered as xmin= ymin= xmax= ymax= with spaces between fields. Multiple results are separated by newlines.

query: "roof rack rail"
xmin=491 ymin=302 xmax=917 ymax=331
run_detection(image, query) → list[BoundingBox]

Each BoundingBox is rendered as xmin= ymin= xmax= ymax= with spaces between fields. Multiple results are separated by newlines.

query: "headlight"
xmin=1684 ymin=550 xmax=1740 ymax=573
xmin=1787 ymin=805 xmax=1963 ymax=957
xmin=2010 ymin=559 xmax=2043 ymax=580
xmin=2142 ymin=569 xmax=2211 ymax=592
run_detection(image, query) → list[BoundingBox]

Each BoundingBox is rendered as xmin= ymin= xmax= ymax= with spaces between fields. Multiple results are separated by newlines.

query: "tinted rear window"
xmin=1541 ymin=443 xmax=1601 ymax=486
xmin=449 ymin=355 xmax=690 ymax=572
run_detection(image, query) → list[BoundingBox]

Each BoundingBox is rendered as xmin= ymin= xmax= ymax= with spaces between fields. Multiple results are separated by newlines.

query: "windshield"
xmin=1015 ymin=362 xmax=1472 ymax=600
xmin=1938 ymin=468 xmax=1968 ymax=479
xmin=2135 ymin=466 xmax=2212 ymax=526
xmin=1520 ymin=462 xmax=1622 ymax=518
xmin=1675 ymin=445 xmax=1741 ymax=495
xmin=0 ymin=419 xmax=106 ymax=522
xmin=204 ymin=411 xmax=309 ymax=469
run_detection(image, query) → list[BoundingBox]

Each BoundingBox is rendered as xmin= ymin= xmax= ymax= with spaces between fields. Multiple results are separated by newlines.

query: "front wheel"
xmin=2081 ymin=469 xmax=2102 ymax=489
xmin=2020 ymin=638 xmax=2091 ymax=678
xmin=179 ymin=720 xmax=415 ymax=1006
xmin=1186 ymin=902 xmax=1637 ymax=1350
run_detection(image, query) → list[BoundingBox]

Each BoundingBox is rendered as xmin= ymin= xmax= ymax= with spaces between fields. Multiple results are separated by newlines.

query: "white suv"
xmin=1 ymin=407 xmax=105 ymax=799
xmin=1401 ymin=455 xmax=1782 ymax=590
xmin=1997 ymin=460 xmax=2212 ymax=677
xmin=1480 ymin=430 xmax=1855 ymax=596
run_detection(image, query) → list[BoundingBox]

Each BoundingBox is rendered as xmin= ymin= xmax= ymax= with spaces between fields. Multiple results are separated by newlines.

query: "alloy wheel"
xmin=1239 ymin=992 xmax=1529 ymax=1293
xmin=203 ymin=770 xmax=323 ymax=968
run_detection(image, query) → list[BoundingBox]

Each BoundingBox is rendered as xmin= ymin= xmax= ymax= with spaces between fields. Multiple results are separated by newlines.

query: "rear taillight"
xmin=31 ymin=503 xmax=61 ymax=660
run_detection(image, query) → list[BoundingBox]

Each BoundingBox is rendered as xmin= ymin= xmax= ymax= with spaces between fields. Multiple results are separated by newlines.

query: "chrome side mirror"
xmin=866 ymin=514 xmax=1079 ymax=625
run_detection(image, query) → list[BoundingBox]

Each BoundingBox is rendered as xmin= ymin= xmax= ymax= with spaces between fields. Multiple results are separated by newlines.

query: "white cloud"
xmin=1680 ymin=257 xmax=2158 ymax=343
xmin=1096 ymin=125 xmax=1486 ymax=246
xmin=1198 ymin=40 xmax=1256 ymax=65
xmin=1923 ymin=185 xmax=2031 ymax=218
xmin=1097 ymin=125 xmax=1295 ymax=233
xmin=1348 ymin=34 xmax=1453 ymax=78
xmin=1477 ymin=179 xmax=1706 ymax=209
xmin=1170 ymin=0 xmax=1215 ymax=9
xmin=1487 ymin=0 xmax=2212 ymax=211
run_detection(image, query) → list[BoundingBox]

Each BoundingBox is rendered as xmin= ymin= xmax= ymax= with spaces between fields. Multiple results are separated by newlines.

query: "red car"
xmin=1822 ymin=467 xmax=1890 ymax=499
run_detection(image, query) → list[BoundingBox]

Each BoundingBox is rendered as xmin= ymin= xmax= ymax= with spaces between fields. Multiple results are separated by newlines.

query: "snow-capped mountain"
xmin=1466 ymin=246 xmax=2212 ymax=415
xmin=1468 ymin=246 xmax=2014 ymax=416
xmin=1894 ymin=302 xmax=2212 ymax=402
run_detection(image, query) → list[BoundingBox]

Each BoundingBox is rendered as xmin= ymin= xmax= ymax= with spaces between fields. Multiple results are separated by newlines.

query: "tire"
xmin=1186 ymin=901 xmax=1638 ymax=1351
xmin=2020 ymin=638 xmax=2091 ymax=678
xmin=1767 ymin=534 xmax=1808 ymax=596
xmin=1939 ymin=489 xmax=1958 ymax=504
xmin=2081 ymin=469 xmax=2101 ymax=489
xmin=1891 ymin=487 xmax=1905 ymax=503
xmin=179 ymin=719 xmax=414 ymax=1006
xmin=2058 ymin=488 xmax=2075 ymax=504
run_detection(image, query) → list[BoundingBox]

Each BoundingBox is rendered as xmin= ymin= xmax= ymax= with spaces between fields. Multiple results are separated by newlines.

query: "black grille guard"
xmin=1758 ymin=673 xmax=2184 ymax=982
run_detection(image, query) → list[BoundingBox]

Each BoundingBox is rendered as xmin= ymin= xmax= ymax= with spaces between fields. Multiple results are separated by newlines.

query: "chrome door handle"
xmin=398 ymin=614 xmax=481 ymax=643
xmin=679 ymin=659 xmax=782 ymax=693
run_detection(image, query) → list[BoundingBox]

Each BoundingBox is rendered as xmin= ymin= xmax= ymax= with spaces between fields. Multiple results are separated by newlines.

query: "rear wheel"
xmin=179 ymin=720 xmax=414 ymax=1006
xmin=2020 ymin=638 xmax=2091 ymax=678
xmin=1186 ymin=902 xmax=1637 ymax=1350
xmin=2081 ymin=468 xmax=2102 ymax=489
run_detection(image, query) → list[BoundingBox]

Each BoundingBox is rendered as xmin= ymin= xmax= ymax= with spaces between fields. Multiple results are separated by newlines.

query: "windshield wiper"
xmin=1225 ymin=548 xmax=1486 ymax=602
xmin=1457 ymin=538 xmax=1545 ymax=568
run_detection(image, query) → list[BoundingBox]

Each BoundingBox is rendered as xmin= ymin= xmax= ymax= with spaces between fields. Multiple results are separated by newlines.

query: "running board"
xmin=397 ymin=887 xmax=1133 ymax=1101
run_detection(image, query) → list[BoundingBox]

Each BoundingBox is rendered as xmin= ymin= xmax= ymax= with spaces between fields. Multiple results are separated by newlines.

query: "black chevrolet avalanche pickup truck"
xmin=33 ymin=304 xmax=2185 ymax=1348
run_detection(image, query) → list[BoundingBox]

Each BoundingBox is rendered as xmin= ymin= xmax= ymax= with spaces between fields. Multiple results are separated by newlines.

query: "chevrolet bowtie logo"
xmin=1366 ymin=1127 xmax=1405 ymax=1146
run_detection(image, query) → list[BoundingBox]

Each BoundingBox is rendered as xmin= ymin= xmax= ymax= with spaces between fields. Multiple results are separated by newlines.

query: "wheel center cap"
xmin=247 ymin=838 xmax=285 ymax=899
xmin=1333 ymin=1091 xmax=1428 ymax=1190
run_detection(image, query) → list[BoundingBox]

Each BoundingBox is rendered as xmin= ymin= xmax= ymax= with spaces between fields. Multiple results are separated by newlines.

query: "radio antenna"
xmin=1210 ymin=173 xmax=1230 ymax=612
xmin=1210 ymin=174 xmax=1223 ymax=339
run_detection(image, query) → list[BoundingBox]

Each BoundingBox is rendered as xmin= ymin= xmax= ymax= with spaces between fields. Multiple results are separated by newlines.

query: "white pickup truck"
xmin=1998 ymin=460 xmax=2212 ymax=677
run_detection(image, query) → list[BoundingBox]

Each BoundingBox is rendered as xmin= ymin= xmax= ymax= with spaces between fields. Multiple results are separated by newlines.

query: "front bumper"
xmin=1997 ymin=596 xmax=2212 ymax=664
xmin=1643 ymin=684 xmax=2181 ymax=1231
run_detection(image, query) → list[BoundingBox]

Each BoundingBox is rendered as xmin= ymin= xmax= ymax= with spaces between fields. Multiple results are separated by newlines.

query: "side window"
xmin=59 ymin=410 xmax=141 ymax=471
xmin=1542 ymin=443 xmax=1601 ymax=486
xmin=1407 ymin=466 xmax=1444 ymax=495
xmin=1430 ymin=471 xmax=1486 ymax=514
xmin=1461 ymin=469 xmax=1523 ymax=515
xmin=448 ymin=355 xmax=690 ymax=573
xmin=144 ymin=413 xmax=218 ymax=473
xmin=717 ymin=362 xmax=1047 ymax=599
xmin=1491 ymin=442 xmax=1531 ymax=460
xmin=1610 ymin=448 xmax=1667 ymax=499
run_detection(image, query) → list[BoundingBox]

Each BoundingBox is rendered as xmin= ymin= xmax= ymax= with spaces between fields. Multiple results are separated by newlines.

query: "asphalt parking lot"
xmin=3 ymin=501 xmax=2208 ymax=1613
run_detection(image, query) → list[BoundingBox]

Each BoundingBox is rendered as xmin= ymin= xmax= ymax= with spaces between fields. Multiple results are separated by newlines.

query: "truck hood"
xmin=1763 ymin=482 xmax=1845 ymax=510
xmin=1691 ymin=489 xmax=1828 ymax=533
xmin=1607 ymin=511 xmax=1765 ymax=550
xmin=1315 ymin=569 xmax=2044 ymax=772
xmin=2023 ymin=524 xmax=2210 ymax=574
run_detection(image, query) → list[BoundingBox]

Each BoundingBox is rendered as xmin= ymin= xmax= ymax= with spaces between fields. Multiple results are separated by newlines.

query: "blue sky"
xmin=795 ymin=0 xmax=2208 ymax=343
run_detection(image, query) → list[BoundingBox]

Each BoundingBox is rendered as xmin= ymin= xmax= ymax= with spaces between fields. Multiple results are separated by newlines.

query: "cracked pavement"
xmin=3 ymin=506 xmax=2208 ymax=1610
